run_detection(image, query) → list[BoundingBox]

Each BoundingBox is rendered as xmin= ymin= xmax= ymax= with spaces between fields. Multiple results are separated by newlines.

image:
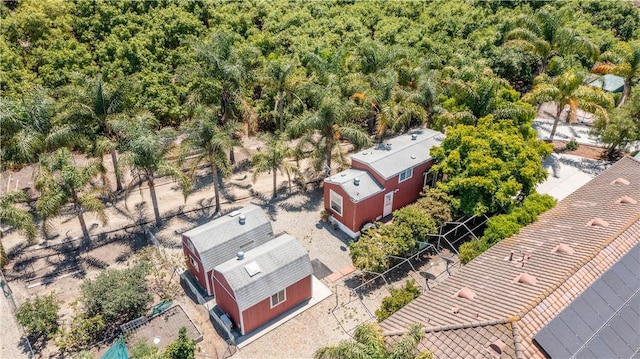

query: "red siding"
xmin=182 ymin=236 xmax=211 ymax=295
xmin=385 ymin=161 xmax=433 ymax=210
xmin=325 ymin=160 xmax=435 ymax=234
xmin=241 ymin=276 xmax=312 ymax=335
xmin=352 ymin=193 xmax=384 ymax=233
xmin=212 ymin=271 xmax=241 ymax=329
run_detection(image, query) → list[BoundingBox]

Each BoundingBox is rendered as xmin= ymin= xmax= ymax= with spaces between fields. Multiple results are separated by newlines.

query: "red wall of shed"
xmin=212 ymin=271 xmax=241 ymax=329
xmin=182 ymin=236 xmax=210 ymax=295
xmin=241 ymin=276 xmax=312 ymax=335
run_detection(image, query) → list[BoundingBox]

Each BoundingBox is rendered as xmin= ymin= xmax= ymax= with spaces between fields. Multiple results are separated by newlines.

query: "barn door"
xmin=383 ymin=191 xmax=394 ymax=217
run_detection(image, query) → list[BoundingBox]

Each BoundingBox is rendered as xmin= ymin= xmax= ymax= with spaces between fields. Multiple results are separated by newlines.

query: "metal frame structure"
xmin=330 ymin=215 xmax=490 ymax=336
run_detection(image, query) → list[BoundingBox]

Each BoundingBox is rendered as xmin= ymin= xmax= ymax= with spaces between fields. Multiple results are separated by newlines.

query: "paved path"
xmin=0 ymin=275 xmax=30 ymax=359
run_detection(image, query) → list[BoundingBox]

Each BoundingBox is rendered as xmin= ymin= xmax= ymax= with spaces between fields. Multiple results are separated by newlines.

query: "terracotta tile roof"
xmin=381 ymin=156 xmax=640 ymax=357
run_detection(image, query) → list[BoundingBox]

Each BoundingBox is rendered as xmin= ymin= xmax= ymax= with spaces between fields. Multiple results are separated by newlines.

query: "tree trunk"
xmin=618 ymin=80 xmax=631 ymax=108
xmin=0 ymin=239 xmax=7 ymax=268
xmin=111 ymin=149 xmax=123 ymax=192
xmin=325 ymin=137 xmax=333 ymax=176
xmin=211 ymin=163 xmax=221 ymax=213
xmin=549 ymin=104 xmax=563 ymax=141
xmin=73 ymin=197 xmax=91 ymax=247
xmin=272 ymin=165 xmax=277 ymax=198
xmin=278 ymin=89 xmax=285 ymax=133
xmin=148 ymin=178 xmax=162 ymax=227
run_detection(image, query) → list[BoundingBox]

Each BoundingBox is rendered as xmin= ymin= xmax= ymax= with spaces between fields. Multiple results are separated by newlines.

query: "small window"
xmin=399 ymin=168 xmax=413 ymax=183
xmin=189 ymin=255 xmax=199 ymax=272
xmin=270 ymin=289 xmax=286 ymax=308
xmin=330 ymin=190 xmax=343 ymax=216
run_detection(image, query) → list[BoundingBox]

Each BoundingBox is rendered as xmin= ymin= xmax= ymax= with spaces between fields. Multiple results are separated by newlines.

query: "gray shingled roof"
xmin=183 ymin=205 xmax=274 ymax=272
xmin=350 ymin=129 xmax=444 ymax=180
xmin=534 ymin=242 xmax=640 ymax=358
xmin=324 ymin=168 xmax=384 ymax=202
xmin=214 ymin=233 xmax=313 ymax=312
xmin=381 ymin=156 xmax=640 ymax=358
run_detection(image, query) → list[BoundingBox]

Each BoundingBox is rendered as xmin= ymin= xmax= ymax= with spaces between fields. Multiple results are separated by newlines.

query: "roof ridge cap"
xmin=384 ymin=318 xmax=509 ymax=337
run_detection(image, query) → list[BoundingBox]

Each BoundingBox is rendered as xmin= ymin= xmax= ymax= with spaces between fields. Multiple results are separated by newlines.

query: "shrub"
xmin=16 ymin=293 xmax=60 ymax=339
xmin=55 ymin=314 xmax=105 ymax=352
xmin=566 ymin=139 xmax=579 ymax=151
xmin=459 ymin=239 xmax=488 ymax=264
xmin=414 ymin=188 xmax=454 ymax=227
xmin=350 ymin=233 xmax=389 ymax=273
xmin=164 ymin=327 xmax=196 ymax=359
xmin=393 ymin=205 xmax=437 ymax=242
xmin=80 ymin=260 xmax=152 ymax=326
xmin=461 ymin=192 xmax=556 ymax=264
xmin=131 ymin=340 xmax=160 ymax=359
xmin=375 ymin=280 xmax=422 ymax=322
xmin=481 ymin=214 xmax=522 ymax=246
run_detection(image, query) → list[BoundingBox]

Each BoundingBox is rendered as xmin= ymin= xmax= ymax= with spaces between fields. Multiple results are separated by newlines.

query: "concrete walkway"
xmin=0 ymin=275 xmax=30 ymax=359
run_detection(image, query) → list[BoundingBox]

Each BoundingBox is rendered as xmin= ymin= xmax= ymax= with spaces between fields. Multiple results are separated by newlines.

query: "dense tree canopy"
xmin=0 ymin=0 xmax=638 ymax=237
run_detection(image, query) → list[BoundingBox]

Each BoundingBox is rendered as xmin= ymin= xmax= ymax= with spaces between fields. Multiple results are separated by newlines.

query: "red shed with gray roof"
xmin=212 ymin=233 xmax=313 ymax=335
xmin=182 ymin=205 xmax=274 ymax=296
xmin=381 ymin=156 xmax=640 ymax=358
xmin=324 ymin=129 xmax=444 ymax=237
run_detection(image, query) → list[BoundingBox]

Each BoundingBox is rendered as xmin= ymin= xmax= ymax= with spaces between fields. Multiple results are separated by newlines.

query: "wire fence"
xmin=330 ymin=215 xmax=489 ymax=336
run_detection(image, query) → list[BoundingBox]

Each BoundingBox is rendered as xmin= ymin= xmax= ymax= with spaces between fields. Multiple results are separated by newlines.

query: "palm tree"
xmin=290 ymin=95 xmax=372 ymax=175
xmin=251 ymin=132 xmax=299 ymax=198
xmin=375 ymin=88 xmax=427 ymax=142
xmin=114 ymin=112 xmax=191 ymax=227
xmin=591 ymin=40 xmax=640 ymax=107
xmin=264 ymin=55 xmax=302 ymax=133
xmin=503 ymin=6 xmax=599 ymax=75
xmin=180 ymin=106 xmax=239 ymax=214
xmin=56 ymin=75 xmax=130 ymax=191
xmin=314 ymin=323 xmax=432 ymax=359
xmin=35 ymin=148 xmax=108 ymax=246
xmin=1 ymin=88 xmax=73 ymax=168
xmin=0 ymin=191 xmax=36 ymax=267
xmin=522 ymin=68 xmax=615 ymax=140
xmin=187 ymin=32 xmax=253 ymax=163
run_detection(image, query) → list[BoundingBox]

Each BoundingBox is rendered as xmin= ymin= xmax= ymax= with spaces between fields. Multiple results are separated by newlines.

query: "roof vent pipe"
xmin=237 ymin=251 xmax=244 ymax=260
xmin=354 ymin=178 xmax=360 ymax=186
xmin=385 ymin=143 xmax=392 ymax=151
xmin=239 ymin=214 xmax=246 ymax=225
xmin=411 ymin=133 xmax=418 ymax=140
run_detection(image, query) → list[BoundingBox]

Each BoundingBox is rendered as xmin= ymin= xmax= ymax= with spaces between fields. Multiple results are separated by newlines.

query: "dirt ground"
xmin=5 ymin=125 xmax=595 ymax=358
xmin=552 ymin=140 xmax=608 ymax=161
xmin=1 ymin=135 xmax=463 ymax=359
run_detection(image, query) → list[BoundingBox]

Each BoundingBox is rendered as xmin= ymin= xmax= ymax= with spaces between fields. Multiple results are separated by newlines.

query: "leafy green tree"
xmin=114 ymin=112 xmax=191 ymax=227
xmin=56 ymin=74 xmax=132 ymax=191
xmin=591 ymin=88 xmax=640 ymax=157
xmin=35 ymin=148 xmax=108 ymax=245
xmin=522 ymin=68 xmax=614 ymax=140
xmin=180 ymin=106 xmax=239 ymax=214
xmin=290 ymin=95 xmax=371 ymax=174
xmin=392 ymin=206 xmax=437 ymax=243
xmin=80 ymin=260 xmax=151 ymax=326
xmin=591 ymin=41 xmax=640 ymax=107
xmin=376 ymin=280 xmax=422 ymax=322
xmin=251 ymin=132 xmax=299 ymax=198
xmin=164 ymin=327 xmax=196 ymax=359
xmin=430 ymin=117 xmax=552 ymax=216
xmin=16 ymin=293 xmax=60 ymax=340
xmin=0 ymin=190 xmax=36 ymax=267
xmin=314 ymin=323 xmax=431 ymax=359
xmin=502 ymin=6 xmax=599 ymax=75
